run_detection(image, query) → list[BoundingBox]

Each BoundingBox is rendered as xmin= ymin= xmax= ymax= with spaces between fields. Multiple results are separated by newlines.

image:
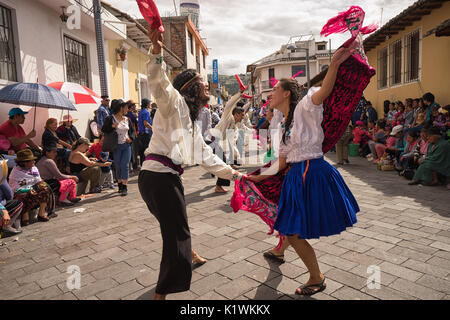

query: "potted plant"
xmin=117 ymin=47 xmax=127 ymax=61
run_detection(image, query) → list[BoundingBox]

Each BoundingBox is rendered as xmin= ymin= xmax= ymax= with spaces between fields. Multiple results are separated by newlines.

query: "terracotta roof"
xmin=363 ymin=0 xmax=447 ymax=52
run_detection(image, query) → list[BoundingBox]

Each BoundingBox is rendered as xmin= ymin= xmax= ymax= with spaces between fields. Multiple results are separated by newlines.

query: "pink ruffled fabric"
xmin=58 ymin=178 xmax=76 ymax=202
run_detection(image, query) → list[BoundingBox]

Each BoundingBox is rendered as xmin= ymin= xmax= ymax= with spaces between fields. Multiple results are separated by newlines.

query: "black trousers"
xmin=138 ymin=170 xmax=192 ymax=295
xmin=138 ymin=133 xmax=151 ymax=166
xmin=215 ymin=151 xmax=231 ymax=187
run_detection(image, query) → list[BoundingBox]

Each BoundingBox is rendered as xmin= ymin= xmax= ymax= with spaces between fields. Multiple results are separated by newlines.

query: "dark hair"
xmin=173 ymin=69 xmax=207 ymax=122
xmin=407 ymin=131 xmax=419 ymax=139
xmin=111 ymin=99 xmax=127 ymax=115
xmin=377 ymin=119 xmax=386 ymax=130
xmin=279 ymin=79 xmax=301 ymax=144
xmin=422 ymin=92 xmax=435 ymax=104
xmin=101 ymin=95 xmax=109 ymax=99
xmin=405 ymin=98 xmax=413 ymax=107
xmin=427 ymin=126 xmax=441 ymax=136
xmin=236 ymin=100 xmax=246 ymax=108
xmin=232 ymin=107 xmax=245 ymax=116
xmin=366 ymin=101 xmax=372 ymax=107
xmin=413 ymin=98 xmax=420 ymax=104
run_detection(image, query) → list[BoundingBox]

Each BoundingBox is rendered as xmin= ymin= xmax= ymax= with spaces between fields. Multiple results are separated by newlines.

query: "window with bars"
xmin=390 ymin=39 xmax=402 ymax=86
xmin=64 ymin=35 xmax=89 ymax=87
xmin=377 ymin=47 xmax=388 ymax=89
xmin=0 ymin=5 xmax=17 ymax=82
xmin=405 ymin=29 xmax=420 ymax=83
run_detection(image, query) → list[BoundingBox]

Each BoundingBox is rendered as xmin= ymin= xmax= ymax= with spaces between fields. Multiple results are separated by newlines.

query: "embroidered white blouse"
xmin=141 ymin=50 xmax=240 ymax=181
xmin=114 ymin=115 xmax=130 ymax=145
xmin=278 ymin=87 xmax=324 ymax=163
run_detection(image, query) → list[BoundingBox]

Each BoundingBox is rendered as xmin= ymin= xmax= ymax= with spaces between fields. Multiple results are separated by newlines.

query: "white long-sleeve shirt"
xmin=141 ymin=51 xmax=239 ymax=181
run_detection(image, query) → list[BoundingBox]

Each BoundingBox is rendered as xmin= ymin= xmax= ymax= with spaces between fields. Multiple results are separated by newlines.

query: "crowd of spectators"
xmin=347 ymin=92 xmax=449 ymax=187
xmin=0 ymin=97 xmax=158 ymax=238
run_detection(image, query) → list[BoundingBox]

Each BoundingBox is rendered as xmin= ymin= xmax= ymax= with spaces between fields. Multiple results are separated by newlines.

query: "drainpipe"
xmin=93 ymin=0 xmax=108 ymax=96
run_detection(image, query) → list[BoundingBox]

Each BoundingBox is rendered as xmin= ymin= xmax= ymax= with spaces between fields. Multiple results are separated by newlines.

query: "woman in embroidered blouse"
xmin=102 ymin=99 xmax=136 ymax=196
xmin=9 ymin=149 xmax=56 ymax=225
xmin=247 ymin=43 xmax=360 ymax=296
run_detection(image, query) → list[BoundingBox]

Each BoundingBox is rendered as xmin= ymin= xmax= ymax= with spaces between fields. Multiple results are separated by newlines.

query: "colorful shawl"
xmin=231 ymin=6 xmax=377 ymax=247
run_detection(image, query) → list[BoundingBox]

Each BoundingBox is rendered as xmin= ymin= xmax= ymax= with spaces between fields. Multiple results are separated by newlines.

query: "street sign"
xmin=212 ymin=59 xmax=219 ymax=84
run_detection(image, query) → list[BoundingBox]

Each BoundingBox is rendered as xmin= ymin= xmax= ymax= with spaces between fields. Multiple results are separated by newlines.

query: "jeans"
xmin=113 ymin=143 xmax=131 ymax=181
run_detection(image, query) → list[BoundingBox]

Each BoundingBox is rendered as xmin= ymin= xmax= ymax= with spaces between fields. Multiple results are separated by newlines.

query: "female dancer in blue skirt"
xmin=248 ymin=42 xmax=360 ymax=296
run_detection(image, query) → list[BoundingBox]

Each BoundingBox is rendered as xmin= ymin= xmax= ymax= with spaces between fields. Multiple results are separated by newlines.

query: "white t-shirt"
xmin=114 ymin=115 xmax=129 ymax=145
xmin=278 ymin=87 xmax=324 ymax=163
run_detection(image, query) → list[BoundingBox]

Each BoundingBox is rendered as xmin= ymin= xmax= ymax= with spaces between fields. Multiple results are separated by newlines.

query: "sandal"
xmin=263 ymin=251 xmax=285 ymax=263
xmin=295 ymin=277 xmax=327 ymax=296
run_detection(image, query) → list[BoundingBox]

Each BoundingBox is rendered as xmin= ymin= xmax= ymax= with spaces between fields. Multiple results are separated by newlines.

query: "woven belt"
xmin=145 ymin=154 xmax=184 ymax=176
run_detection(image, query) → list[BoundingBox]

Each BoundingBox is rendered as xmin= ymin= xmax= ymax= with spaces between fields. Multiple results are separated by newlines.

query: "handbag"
xmin=102 ymin=130 xmax=118 ymax=153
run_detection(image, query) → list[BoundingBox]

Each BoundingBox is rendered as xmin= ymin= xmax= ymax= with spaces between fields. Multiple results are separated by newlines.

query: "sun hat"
xmin=16 ymin=149 xmax=37 ymax=162
xmin=390 ymin=125 xmax=404 ymax=136
xmin=60 ymin=114 xmax=78 ymax=125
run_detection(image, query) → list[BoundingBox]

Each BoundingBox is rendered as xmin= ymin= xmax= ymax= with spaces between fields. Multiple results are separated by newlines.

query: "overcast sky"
xmin=106 ymin=0 xmax=417 ymax=75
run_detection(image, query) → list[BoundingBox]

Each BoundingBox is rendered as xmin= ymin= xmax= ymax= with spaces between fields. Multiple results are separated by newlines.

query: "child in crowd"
xmin=396 ymin=131 xmax=419 ymax=172
xmin=86 ymin=134 xmax=114 ymax=190
xmin=403 ymin=103 xmax=415 ymax=129
xmin=387 ymin=103 xmax=397 ymax=123
xmin=353 ymin=121 xmax=371 ymax=157
xmin=368 ymin=120 xmax=387 ymax=160
xmin=385 ymin=125 xmax=405 ymax=163
xmin=394 ymin=102 xmax=405 ymax=126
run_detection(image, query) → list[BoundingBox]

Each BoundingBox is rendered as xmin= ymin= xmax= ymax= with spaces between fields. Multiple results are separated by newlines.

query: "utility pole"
xmin=93 ymin=0 xmax=108 ymax=96
xmin=173 ymin=0 xmax=178 ymax=15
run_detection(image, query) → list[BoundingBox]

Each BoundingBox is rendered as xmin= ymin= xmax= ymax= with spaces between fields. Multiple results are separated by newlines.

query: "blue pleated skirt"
xmin=274 ymin=157 xmax=359 ymax=239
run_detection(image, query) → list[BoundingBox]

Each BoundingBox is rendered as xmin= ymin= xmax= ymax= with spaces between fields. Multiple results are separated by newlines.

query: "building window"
xmin=317 ymin=44 xmax=326 ymax=51
xmin=405 ymin=29 xmax=420 ymax=83
xmin=268 ymin=68 xmax=275 ymax=88
xmin=390 ymin=39 xmax=402 ymax=86
xmin=188 ymin=32 xmax=193 ymax=55
xmin=292 ymin=65 xmax=306 ymax=78
xmin=0 ymin=5 xmax=17 ymax=81
xmin=64 ymin=35 xmax=89 ymax=87
xmin=378 ymin=47 xmax=388 ymax=89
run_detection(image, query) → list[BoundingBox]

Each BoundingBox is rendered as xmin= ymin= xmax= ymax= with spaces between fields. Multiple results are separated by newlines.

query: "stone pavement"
xmin=0 ymin=153 xmax=449 ymax=300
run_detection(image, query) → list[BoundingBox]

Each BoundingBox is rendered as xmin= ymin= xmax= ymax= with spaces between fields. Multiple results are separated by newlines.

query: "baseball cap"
xmin=390 ymin=125 xmax=404 ymax=136
xmin=9 ymin=108 xmax=28 ymax=117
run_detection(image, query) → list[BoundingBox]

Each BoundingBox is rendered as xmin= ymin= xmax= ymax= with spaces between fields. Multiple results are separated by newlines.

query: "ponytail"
xmin=279 ymin=79 xmax=301 ymax=144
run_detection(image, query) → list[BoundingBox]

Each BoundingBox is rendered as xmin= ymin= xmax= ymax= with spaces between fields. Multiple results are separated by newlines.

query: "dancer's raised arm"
xmin=311 ymin=41 xmax=357 ymax=106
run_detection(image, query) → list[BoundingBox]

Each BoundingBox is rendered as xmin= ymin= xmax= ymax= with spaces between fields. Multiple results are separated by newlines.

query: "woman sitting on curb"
xmin=68 ymin=138 xmax=112 ymax=194
xmin=9 ymin=149 xmax=56 ymax=225
xmin=36 ymin=143 xmax=81 ymax=206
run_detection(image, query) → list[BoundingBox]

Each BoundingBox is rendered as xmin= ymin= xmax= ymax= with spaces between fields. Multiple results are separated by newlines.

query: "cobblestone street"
xmin=1 ymin=153 xmax=449 ymax=300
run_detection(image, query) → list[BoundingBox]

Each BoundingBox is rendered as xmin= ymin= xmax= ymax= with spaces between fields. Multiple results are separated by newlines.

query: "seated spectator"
xmin=409 ymin=126 xmax=450 ymax=186
xmin=353 ymin=121 xmax=371 ymax=157
xmin=56 ymin=115 xmax=81 ymax=146
xmin=0 ymin=108 xmax=41 ymax=154
xmin=68 ymin=137 xmax=111 ymax=194
xmin=423 ymin=92 xmax=440 ymax=125
xmin=387 ymin=102 xmax=397 ymax=124
xmin=396 ymin=131 xmax=419 ymax=172
xmin=394 ymin=102 xmax=405 ymax=126
xmin=412 ymin=128 xmax=429 ymax=168
xmin=86 ymin=134 xmax=114 ymax=190
xmin=9 ymin=149 xmax=56 ymax=225
xmin=403 ymin=103 xmax=415 ymax=129
xmin=0 ymin=178 xmax=24 ymax=237
xmin=42 ymin=118 xmax=72 ymax=171
xmin=366 ymin=101 xmax=378 ymax=124
xmin=368 ymin=120 xmax=387 ymax=160
xmin=385 ymin=125 xmax=405 ymax=162
xmin=36 ymin=143 xmax=80 ymax=207
xmin=431 ymin=105 xmax=446 ymax=134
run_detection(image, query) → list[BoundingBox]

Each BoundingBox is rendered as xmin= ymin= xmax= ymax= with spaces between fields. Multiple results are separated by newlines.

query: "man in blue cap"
xmin=0 ymin=108 xmax=40 ymax=154
xmin=96 ymin=95 xmax=111 ymax=132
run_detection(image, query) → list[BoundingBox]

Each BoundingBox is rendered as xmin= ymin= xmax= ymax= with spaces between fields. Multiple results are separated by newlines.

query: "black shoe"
xmin=121 ymin=185 xmax=128 ymax=196
xmin=118 ymin=183 xmax=123 ymax=193
xmin=70 ymin=197 xmax=82 ymax=203
xmin=344 ymin=159 xmax=350 ymax=164
xmin=37 ymin=216 xmax=50 ymax=222
xmin=58 ymin=201 xmax=74 ymax=207
xmin=1 ymin=229 xmax=22 ymax=238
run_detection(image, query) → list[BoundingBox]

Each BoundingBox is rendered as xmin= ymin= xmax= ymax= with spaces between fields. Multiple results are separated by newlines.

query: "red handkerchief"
xmin=136 ymin=0 xmax=165 ymax=33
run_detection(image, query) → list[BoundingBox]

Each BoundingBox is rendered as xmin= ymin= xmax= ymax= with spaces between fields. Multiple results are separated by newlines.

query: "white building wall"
xmin=0 ymin=0 xmax=125 ymax=145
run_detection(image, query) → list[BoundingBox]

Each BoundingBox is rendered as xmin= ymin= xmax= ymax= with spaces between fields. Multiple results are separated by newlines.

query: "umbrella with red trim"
xmin=47 ymin=82 xmax=102 ymax=105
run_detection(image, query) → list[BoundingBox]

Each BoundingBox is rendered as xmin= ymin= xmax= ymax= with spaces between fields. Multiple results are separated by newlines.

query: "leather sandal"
xmin=295 ymin=277 xmax=327 ymax=296
xmin=263 ymin=251 xmax=285 ymax=263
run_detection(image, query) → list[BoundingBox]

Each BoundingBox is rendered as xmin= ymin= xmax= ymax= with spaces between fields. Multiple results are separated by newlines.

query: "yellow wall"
xmin=108 ymin=40 xmax=149 ymax=104
xmin=364 ymin=1 xmax=450 ymax=116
